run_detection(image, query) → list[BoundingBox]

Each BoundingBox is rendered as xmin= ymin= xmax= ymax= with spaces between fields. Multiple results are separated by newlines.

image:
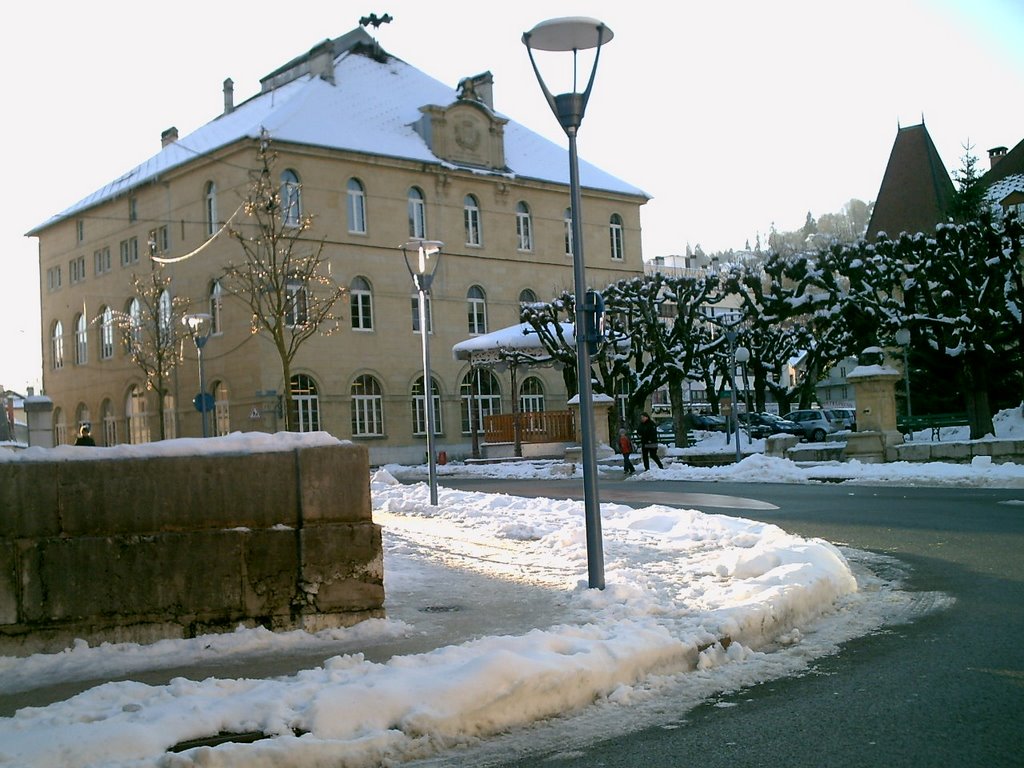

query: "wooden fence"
xmin=483 ymin=410 xmax=576 ymax=444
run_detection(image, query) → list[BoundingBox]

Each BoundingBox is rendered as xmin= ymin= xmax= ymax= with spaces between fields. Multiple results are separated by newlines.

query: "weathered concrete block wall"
xmin=0 ymin=438 xmax=382 ymax=655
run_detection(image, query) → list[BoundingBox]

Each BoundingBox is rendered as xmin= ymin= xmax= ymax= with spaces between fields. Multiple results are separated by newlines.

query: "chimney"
xmin=160 ymin=126 xmax=179 ymax=147
xmin=988 ymin=146 xmax=1008 ymax=169
xmin=223 ymin=77 xmax=234 ymax=114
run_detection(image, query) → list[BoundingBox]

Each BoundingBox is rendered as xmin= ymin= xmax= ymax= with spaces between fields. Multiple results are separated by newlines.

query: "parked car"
xmin=686 ymin=413 xmax=727 ymax=432
xmin=782 ymin=409 xmax=840 ymax=442
xmin=830 ymin=407 xmax=857 ymax=431
xmin=739 ymin=412 xmax=804 ymax=439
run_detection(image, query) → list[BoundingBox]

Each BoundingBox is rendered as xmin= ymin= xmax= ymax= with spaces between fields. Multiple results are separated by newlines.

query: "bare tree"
xmin=111 ymin=261 xmax=191 ymax=440
xmin=223 ymin=138 xmax=348 ymax=430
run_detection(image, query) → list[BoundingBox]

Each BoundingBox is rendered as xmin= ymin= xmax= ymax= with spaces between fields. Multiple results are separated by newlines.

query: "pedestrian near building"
xmin=75 ymin=424 xmax=96 ymax=446
xmin=636 ymin=412 xmax=664 ymax=471
xmin=618 ymin=428 xmax=636 ymax=476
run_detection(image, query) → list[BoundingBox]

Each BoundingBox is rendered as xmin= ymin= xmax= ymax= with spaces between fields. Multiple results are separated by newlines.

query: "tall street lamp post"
xmin=403 ymin=239 xmax=444 ymax=506
xmin=523 ymin=16 xmax=613 ymax=590
xmin=895 ymin=327 xmax=913 ymax=439
xmin=735 ymin=345 xmax=751 ymax=446
xmin=183 ymin=313 xmax=213 ymax=438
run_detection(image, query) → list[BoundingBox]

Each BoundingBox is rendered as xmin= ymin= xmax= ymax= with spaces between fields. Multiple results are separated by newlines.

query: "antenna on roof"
xmin=360 ymin=13 xmax=393 ymax=29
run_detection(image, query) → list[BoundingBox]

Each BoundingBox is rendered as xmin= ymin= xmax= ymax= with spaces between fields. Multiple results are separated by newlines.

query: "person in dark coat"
xmin=636 ymin=412 xmax=664 ymax=471
xmin=75 ymin=424 xmax=96 ymax=446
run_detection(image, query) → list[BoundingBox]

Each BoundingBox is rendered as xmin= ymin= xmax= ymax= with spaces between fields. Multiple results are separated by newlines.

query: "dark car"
xmin=738 ymin=412 xmax=804 ymax=439
xmin=686 ymin=413 xmax=727 ymax=432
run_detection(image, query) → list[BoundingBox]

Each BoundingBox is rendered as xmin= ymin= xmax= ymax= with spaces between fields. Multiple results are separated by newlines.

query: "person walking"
xmin=618 ymin=428 xmax=636 ymax=476
xmin=636 ymin=412 xmax=664 ymax=471
xmin=74 ymin=424 xmax=96 ymax=446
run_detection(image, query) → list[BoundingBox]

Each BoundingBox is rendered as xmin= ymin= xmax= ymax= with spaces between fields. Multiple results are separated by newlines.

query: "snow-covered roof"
xmin=452 ymin=322 xmax=573 ymax=362
xmin=985 ymin=173 xmax=1024 ymax=205
xmin=30 ymin=30 xmax=648 ymax=235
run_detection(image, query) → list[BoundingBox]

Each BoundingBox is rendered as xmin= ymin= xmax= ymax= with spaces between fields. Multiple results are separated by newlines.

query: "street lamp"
xmin=735 ymin=345 xmax=751 ymax=447
xmin=523 ymin=16 xmax=613 ymax=590
xmin=183 ymin=313 xmax=213 ymax=438
xmin=402 ymin=238 xmax=444 ymax=506
xmin=895 ymin=327 xmax=913 ymax=439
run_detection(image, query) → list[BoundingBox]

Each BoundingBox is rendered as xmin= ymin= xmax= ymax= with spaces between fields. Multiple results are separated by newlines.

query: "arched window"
xmin=285 ymin=278 xmax=308 ymax=327
xmin=351 ymin=374 xmax=384 ymax=436
xmin=564 ymin=207 xmax=574 ymax=257
xmin=347 ymin=178 xmax=367 ymax=234
xmin=158 ymin=290 xmax=172 ymax=345
xmin=464 ymin=194 xmax=482 ymax=246
xmin=281 ymin=169 xmax=301 ymax=227
xmin=51 ymin=320 xmax=64 ymax=370
xmin=289 ymin=374 xmax=320 ymax=433
xmin=127 ymin=298 xmax=142 ymax=351
xmin=53 ymin=407 xmax=67 ymax=446
xmin=100 ymin=306 xmax=114 ymax=360
xmin=520 ymin=377 xmax=546 ymax=413
xmin=75 ymin=313 xmax=88 ymax=365
xmin=412 ymin=375 xmax=442 ymax=435
xmin=101 ymin=398 xmax=117 ymax=446
xmin=163 ymin=393 xmax=177 ymax=439
xmin=461 ymin=369 xmax=501 ymax=434
xmin=350 ymin=276 xmax=373 ymax=331
xmin=516 ymin=202 xmax=533 ymax=251
xmin=408 ymin=187 xmax=426 ymax=239
xmin=467 ymin=285 xmax=487 ymax=335
xmin=205 ymin=181 xmax=218 ymax=236
xmin=210 ymin=281 xmax=224 ymax=335
xmin=213 ymin=380 xmax=231 ymax=436
xmin=518 ymin=289 xmax=538 ymax=320
xmin=126 ymin=385 xmax=150 ymax=444
xmin=75 ymin=403 xmax=91 ymax=438
xmin=609 ymin=213 xmax=625 ymax=260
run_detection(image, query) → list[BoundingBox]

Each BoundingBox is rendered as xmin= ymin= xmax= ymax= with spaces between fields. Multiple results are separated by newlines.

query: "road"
xmin=438 ymin=477 xmax=1024 ymax=768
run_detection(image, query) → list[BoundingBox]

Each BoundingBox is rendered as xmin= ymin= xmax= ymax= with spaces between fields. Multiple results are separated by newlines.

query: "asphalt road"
xmin=438 ymin=477 xmax=1024 ymax=768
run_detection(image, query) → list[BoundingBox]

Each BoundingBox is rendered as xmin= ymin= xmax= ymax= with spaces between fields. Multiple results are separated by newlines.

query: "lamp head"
xmin=182 ymin=313 xmax=213 ymax=338
xmin=401 ymin=239 xmax=444 ymax=278
xmin=735 ymin=346 xmax=750 ymax=364
xmin=895 ymin=327 xmax=911 ymax=347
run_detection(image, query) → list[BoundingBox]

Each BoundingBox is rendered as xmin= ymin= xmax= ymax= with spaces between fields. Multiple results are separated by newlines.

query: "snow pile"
xmin=0 ymin=468 xmax=863 ymax=767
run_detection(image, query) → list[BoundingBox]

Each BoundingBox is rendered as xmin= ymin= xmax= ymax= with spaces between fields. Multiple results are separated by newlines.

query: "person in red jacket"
xmin=618 ymin=428 xmax=636 ymax=476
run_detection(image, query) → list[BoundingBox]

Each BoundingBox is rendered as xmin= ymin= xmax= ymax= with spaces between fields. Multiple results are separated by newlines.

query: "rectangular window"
xmin=94 ymin=247 xmax=111 ymax=275
xmin=120 ymin=237 xmax=139 ymax=267
xmin=411 ymin=295 xmax=432 ymax=333
xmin=76 ymin=219 xmax=85 ymax=243
xmin=128 ymin=196 xmax=138 ymax=223
xmin=347 ymin=186 xmax=367 ymax=234
xmin=47 ymin=266 xmax=62 ymax=291
xmin=464 ymin=203 xmax=482 ymax=246
xmin=413 ymin=391 xmax=443 ymax=435
xmin=148 ymin=225 xmax=169 ymax=255
xmin=351 ymin=396 xmax=383 ymax=436
xmin=516 ymin=210 xmax=533 ymax=251
xmin=69 ymin=256 xmax=86 ymax=284
xmin=285 ymin=281 xmax=308 ymax=327
xmin=610 ymin=220 xmax=624 ymax=260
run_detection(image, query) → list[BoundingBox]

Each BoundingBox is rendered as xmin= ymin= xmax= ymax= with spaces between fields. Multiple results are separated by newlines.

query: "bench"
xmin=900 ymin=413 xmax=969 ymax=441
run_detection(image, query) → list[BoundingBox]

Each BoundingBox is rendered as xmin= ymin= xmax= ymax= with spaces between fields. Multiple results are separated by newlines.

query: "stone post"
xmin=845 ymin=347 xmax=904 ymax=462
xmin=567 ymin=393 xmax=615 ymax=459
xmin=24 ymin=395 xmax=54 ymax=449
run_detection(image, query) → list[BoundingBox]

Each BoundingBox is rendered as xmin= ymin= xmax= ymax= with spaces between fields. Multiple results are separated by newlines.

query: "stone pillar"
xmin=567 ymin=393 xmax=615 ymax=458
xmin=24 ymin=396 xmax=54 ymax=449
xmin=846 ymin=354 xmax=903 ymax=461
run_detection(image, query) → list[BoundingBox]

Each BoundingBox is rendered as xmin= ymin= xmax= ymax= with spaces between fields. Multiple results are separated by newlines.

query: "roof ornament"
xmin=360 ymin=13 xmax=393 ymax=29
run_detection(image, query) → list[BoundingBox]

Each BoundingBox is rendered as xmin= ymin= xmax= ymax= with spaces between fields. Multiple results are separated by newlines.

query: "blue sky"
xmin=3 ymin=0 xmax=1022 ymax=393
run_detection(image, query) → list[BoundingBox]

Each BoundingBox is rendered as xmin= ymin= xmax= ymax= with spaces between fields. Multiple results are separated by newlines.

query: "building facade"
xmin=28 ymin=29 xmax=648 ymax=464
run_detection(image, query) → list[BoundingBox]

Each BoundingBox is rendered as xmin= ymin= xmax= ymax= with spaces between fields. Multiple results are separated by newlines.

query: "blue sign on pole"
xmin=193 ymin=392 xmax=215 ymax=413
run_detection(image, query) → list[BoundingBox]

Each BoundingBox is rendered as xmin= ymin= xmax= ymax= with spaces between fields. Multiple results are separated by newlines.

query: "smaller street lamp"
xmin=402 ymin=238 xmax=444 ymax=506
xmin=735 ymin=345 xmax=751 ymax=447
xmin=183 ymin=313 xmax=213 ymax=438
xmin=895 ymin=327 xmax=913 ymax=439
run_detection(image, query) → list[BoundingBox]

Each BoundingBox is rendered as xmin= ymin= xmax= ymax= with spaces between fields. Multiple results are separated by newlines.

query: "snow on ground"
xmin=0 ymin=410 xmax=1020 ymax=766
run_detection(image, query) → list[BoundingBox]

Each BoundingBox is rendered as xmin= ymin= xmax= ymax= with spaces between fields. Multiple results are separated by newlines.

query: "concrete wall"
xmin=0 ymin=441 xmax=382 ymax=655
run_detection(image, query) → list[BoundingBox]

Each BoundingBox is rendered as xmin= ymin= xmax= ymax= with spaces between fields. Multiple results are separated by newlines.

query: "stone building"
xmin=27 ymin=28 xmax=648 ymax=464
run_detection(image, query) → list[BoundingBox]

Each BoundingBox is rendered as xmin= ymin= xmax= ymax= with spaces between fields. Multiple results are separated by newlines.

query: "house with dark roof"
xmin=27 ymin=27 xmax=649 ymax=463
xmin=982 ymin=139 xmax=1024 ymax=216
xmin=865 ymin=122 xmax=957 ymax=241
